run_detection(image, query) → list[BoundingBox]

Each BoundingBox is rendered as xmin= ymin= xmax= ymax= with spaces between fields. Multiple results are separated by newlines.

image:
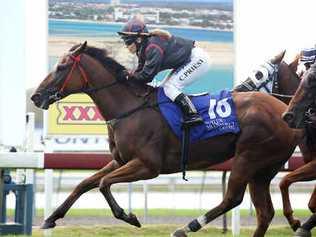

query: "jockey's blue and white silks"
xmin=157 ymin=88 xmax=240 ymax=143
xmin=161 ymin=47 xmax=212 ymax=101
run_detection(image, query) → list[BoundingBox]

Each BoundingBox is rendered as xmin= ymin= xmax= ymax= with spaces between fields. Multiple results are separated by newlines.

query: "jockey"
xmin=117 ymin=16 xmax=211 ymax=126
xmin=297 ymin=47 xmax=316 ymax=78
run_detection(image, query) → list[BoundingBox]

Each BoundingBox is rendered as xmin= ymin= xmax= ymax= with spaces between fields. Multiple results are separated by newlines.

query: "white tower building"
xmin=111 ymin=0 xmax=120 ymax=5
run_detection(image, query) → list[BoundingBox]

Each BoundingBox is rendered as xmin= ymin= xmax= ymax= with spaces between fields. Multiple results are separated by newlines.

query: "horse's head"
xmin=237 ymin=51 xmax=286 ymax=93
xmin=253 ymin=51 xmax=286 ymax=93
xmin=31 ymin=41 xmax=128 ymax=110
xmin=31 ymin=42 xmax=90 ymax=109
xmin=236 ymin=50 xmax=300 ymax=104
xmin=283 ymin=63 xmax=316 ymax=128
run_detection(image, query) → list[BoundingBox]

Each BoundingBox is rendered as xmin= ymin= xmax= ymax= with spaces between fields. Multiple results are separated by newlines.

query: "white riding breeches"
xmin=161 ymin=47 xmax=211 ymax=101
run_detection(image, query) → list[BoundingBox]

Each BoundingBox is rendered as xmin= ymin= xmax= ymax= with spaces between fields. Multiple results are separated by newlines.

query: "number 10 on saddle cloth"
xmin=157 ymin=88 xmax=240 ymax=143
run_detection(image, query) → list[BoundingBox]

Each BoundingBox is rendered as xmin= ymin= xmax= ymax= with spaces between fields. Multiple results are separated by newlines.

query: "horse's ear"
xmin=270 ymin=50 xmax=286 ymax=65
xmin=289 ymin=54 xmax=300 ymax=73
xmin=73 ymin=41 xmax=87 ymax=56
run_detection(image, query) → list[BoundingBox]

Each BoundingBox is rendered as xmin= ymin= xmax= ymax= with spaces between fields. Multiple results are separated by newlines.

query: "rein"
xmin=106 ymin=100 xmax=151 ymax=127
xmin=269 ymin=92 xmax=293 ymax=98
xmin=105 ymin=93 xmax=171 ymax=127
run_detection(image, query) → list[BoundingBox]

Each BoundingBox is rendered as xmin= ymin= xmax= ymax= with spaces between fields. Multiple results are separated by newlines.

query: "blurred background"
xmin=2 ymin=0 xmax=316 ymax=235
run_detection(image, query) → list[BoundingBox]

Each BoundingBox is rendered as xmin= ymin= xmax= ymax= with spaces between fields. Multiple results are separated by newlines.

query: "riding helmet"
xmin=117 ymin=17 xmax=149 ymax=46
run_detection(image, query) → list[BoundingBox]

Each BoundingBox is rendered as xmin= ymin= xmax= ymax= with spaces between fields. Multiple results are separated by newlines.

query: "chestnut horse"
xmin=283 ymin=63 xmax=316 ymax=237
xmin=31 ymin=42 xmax=302 ymax=237
xmin=234 ymin=51 xmax=316 ymax=232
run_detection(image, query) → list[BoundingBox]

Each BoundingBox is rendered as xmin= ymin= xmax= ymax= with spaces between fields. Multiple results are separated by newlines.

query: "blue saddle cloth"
xmin=157 ymin=88 xmax=240 ymax=143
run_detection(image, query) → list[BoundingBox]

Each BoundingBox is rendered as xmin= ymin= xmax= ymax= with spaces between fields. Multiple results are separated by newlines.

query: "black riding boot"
xmin=174 ymin=93 xmax=203 ymax=126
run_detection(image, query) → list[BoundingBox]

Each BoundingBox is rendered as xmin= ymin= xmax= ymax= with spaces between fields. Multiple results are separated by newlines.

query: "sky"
xmin=235 ymin=0 xmax=316 ymax=83
xmin=55 ymin=0 xmax=232 ymax=2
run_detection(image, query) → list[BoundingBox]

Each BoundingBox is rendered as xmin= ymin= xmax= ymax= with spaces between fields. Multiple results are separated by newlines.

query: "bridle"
xmin=59 ymin=54 xmax=89 ymax=94
xmin=261 ymin=62 xmax=279 ymax=94
xmin=50 ymin=53 xmax=119 ymax=101
xmin=302 ymin=74 xmax=316 ymax=125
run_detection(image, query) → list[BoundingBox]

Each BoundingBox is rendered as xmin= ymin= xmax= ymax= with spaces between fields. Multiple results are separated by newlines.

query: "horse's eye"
xmin=255 ymin=71 xmax=264 ymax=80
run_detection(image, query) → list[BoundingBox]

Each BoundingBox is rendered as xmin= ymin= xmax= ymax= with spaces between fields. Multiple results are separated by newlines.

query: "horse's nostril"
xmin=31 ymin=93 xmax=41 ymax=102
xmin=282 ymin=112 xmax=294 ymax=124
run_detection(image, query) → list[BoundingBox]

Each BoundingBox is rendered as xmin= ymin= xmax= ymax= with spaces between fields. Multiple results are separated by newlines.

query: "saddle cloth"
xmin=157 ymin=88 xmax=240 ymax=143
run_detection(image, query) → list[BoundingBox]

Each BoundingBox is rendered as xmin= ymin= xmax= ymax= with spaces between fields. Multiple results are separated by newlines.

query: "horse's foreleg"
xmin=171 ymin=159 xmax=249 ymax=237
xmin=249 ymin=179 xmax=274 ymax=237
xmin=98 ymin=158 xmax=159 ymax=227
xmin=294 ymin=186 xmax=316 ymax=237
xmin=279 ymin=160 xmax=316 ymax=231
xmin=41 ymin=160 xmax=120 ymax=229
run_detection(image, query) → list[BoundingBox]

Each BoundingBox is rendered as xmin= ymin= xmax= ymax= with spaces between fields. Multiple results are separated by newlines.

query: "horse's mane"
xmin=70 ymin=44 xmax=153 ymax=91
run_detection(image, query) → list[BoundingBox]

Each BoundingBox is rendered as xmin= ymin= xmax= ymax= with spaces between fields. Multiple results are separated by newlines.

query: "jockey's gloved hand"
xmin=117 ymin=70 xmax=130 ymax=82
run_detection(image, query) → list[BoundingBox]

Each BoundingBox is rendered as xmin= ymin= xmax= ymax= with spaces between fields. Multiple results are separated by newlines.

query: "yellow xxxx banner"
xmin=47 ymin=94 xmax=107 ymax=135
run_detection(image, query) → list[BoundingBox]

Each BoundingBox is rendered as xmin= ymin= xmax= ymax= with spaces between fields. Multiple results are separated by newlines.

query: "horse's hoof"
xmin=127 ymin=213 xmax=141 ymax=228
xmin=40 ymin=221 xmax=56 ymax=229
xmin=171 ymin=228 xmax=187 ymax=237
xmin=291 ymin=219 xmax=301 ymax=231
xmin=294 ymin=228 xmax=311 ymax=237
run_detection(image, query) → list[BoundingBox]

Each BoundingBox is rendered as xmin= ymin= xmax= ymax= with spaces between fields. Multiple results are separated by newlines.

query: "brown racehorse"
xmin=283 ymin=63 xmax=316 ymax=237
xmin=234 ymin=51 xmax=316 ymax=232
xmin=31 ymin=42 xmax=303 ymax=237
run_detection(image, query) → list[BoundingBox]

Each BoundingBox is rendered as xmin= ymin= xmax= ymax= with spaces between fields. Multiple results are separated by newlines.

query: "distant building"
xmin=143 ymin=11 xmax=160 ymax=24
xmin=113 ymin=8 xmax=123 ymax=21
xmin=111 ymin=0 xmax=120 ymax=6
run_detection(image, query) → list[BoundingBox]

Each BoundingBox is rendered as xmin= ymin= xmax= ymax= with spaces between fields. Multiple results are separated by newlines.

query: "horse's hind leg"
xmin=171 ymin=158 xmax=249 ymax=237
xmin=308 ymin=185 xmax=316 ymax=213
xmin=249 ymin=179 xmax=274 ymax=237
xmin=98 ymin=158 xmax=159 ymax=227
xmin=279 ymin=160 xmax=316 ymax=231
xmin=41 ymin=160 xmax=120 ymax=229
